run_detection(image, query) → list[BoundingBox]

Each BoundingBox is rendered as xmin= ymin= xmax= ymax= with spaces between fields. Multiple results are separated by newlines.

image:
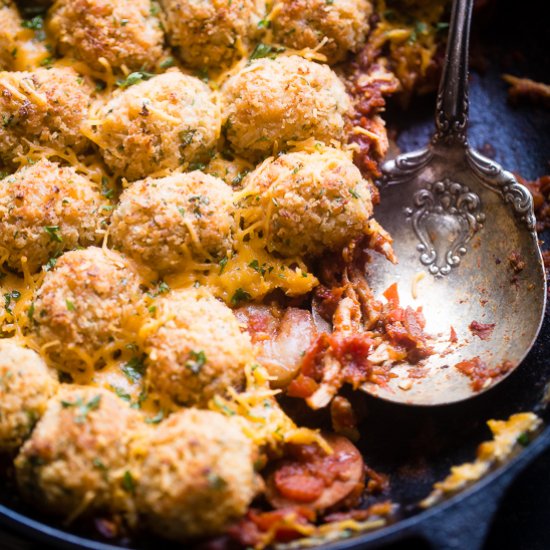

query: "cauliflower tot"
xmin=222 ymin=55 xmax=351 ymax=161
xmin=31 ymin=247 xmax=144 ymax=375
xmin=160 ymin=0 xmax=264 ymax=69
xmin=271 ymin=0 xmax=372 ymax=64
xmin=0 ymin=159 xmax=110 ymax=273
xmin=0 ymin=1 xmax=21 ymax=71
xmin=15 ymin=386 xmax=142 ymax=517
xmin=240 ymin=147 xmax=373 ymax=257
xmin=0 ymin=340 xmax=58 ymax=454
xmin=0 ymin=67 xmax=92 ymax=165
xmin=92 ymin=71 xmax=220 ymax=181
xmin=136 ymin=408 xmax=259 ymax=540
xmin=47 ymin=0 xmax=164 ymax=72
xmin=145 ymin=287 xmax=253 ymax=407
xmin=110 ymin=171 xmax=234 ymax=273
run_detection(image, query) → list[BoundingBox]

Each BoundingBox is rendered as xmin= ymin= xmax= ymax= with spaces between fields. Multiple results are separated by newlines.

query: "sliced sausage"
xmin=265 ymin=433 xmax=365 ymax=512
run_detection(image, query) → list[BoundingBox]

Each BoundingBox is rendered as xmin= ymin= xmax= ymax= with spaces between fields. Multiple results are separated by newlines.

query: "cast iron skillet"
xmin=1 ymin=1 xmax=549 ymax=548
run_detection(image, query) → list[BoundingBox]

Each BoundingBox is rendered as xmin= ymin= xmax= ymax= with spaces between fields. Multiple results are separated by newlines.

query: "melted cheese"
xmin=420 ymin=412 xmax=542 ymax=508
xmin=209 ymin=363 xmax=330 ymax=454
xmin=371 ymin=0 xmax=446 ymax=93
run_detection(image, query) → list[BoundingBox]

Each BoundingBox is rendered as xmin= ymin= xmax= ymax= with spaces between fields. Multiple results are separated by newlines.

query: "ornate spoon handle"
xmin=433 ymin=0 xmax=474 ymax=146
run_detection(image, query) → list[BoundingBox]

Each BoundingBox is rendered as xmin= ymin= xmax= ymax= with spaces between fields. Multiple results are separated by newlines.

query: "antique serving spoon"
xmin=364 ymin=0 xmax=546 ymax=405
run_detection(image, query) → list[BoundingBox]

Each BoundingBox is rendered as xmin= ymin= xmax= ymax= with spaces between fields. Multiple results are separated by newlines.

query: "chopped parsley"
xmin=219 ymin=256 xmax=228 ymax=274
xmin=207 ymin=472 xmax=227 ymax=490
xmin=121 ymin=355 xmax=146 ymax=382
xmin=61 ymin=394 xmax=102 ymax=424
xmin=4 ymin=290 xmax=21 ymax=314
xmin=213 ymin=396 xmax=236 ymax=416
xmin=159 ymin=57 xmax=175 ymax=69
xmin=185 ymin=350 xmax=207 ymax=374
xmin=147 ymin=280 xmax=170 ymax=298
xmin=349 ymin=187 xmax=360 ymax=199
xmin=517 ymin=432 xmax=530 ymax=446
xmin=44 ymin=225 xmax=63 ymax=243
xmin=188 ymin=194 xmax=210 ymax=217
xmin=44 ymin=256 xmax=58 ymax=271
xmin=22 ymin=15 xmax=46 ymax=41
xmin=249 ymin=259 xmax=268 ymax=276
xmin=122 ymin=470 xmax=135 ymax=494
xmin=111 ymin=385 xmax=132 ymax=402
xmin=231 ymin=287 xmax=251 ymax=306
xmin=249 ymin=42 xmax=285 ymax=61
xmin=408 ymin=20 xmax=429 ymax=43
xmin=179 ymin=129 xmax=196 ymax=148
xmin=145 ymin=411 xmax=164 ymax=424
xmin=116 ymin=71 xmax=155 ymax=89
xmin=101 ymin=176 xmax=115 ymax=199
xmin=157 ymin=280 xmax=170 ymax=294
xmin=1 ymin=114 xmax=14 ymax=128
xmin=92 ymin=457 xmax=107 ymax=471
xmin=65 ymin=299 xmax=75 ymax=311
xmin=257 ymin=18 xmax=270 ymax=29
xmin=21 ymin=15 xmax=43 ymax=30
xmin=27 ymin=302 xmax=35 ymax=323
xmin=231 ymin=170 xmax=249 ymax=187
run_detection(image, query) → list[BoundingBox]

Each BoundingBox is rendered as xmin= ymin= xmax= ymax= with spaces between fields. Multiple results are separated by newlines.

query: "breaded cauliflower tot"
xmin=92 ymin=71 xmax=220 ymax=181
xmin=160 ymin=0 xmax=263 ymax=69
xmin=0 ymin=159 xmax=110 ymax=273
xmin=111 ymin=171 xmax=233 ymax=273
xmin=271 ymin=0 xmax=372 ymax=64
xmin=241 ymin=147 xmax=373 ymax=257
xmin=136 ymin=408 xmax=258 ymax=540
xmin=145 ymin=288 xmax=252 ymax=407
xmin=222 ymin=55 xmax=351 ymax=161
xmin=0 ymin=340 xmax=58 ymax=454
xmin=15 ymin=386 xmax=142 ymax=518
xmin=0 ymin=67 xmax=91 ymax=165
xmin=0 ymin=1 xmax=21 ymax=71
xmin=31 ymin=247 xmax=144 ymax=375
xmin=47 ymin=0 xmax=164 ymax=72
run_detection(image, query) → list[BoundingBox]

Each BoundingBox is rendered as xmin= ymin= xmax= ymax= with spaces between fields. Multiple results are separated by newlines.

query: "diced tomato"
xmin=286 ymin=374 xmax=319 ymax=398
xmin=382 ymin=283 xmax=399 ymax=308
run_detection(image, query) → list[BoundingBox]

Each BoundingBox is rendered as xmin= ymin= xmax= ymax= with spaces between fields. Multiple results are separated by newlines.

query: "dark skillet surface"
xmin=1 ymin=0 xmax=549 ymax=548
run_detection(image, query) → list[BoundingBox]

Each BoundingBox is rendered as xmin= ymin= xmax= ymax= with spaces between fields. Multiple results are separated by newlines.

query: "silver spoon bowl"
xmin=363 ymin=0 xmax=546 ymax=405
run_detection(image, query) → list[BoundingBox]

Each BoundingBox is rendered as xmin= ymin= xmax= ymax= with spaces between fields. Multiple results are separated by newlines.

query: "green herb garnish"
xmin=231 ymin=287 xmax=251 ymax=306
xmin=145 ymin=411 xmax=164 ymax=424
xmin=44 ymin=225 xmax=62 ymax=243
xmin=185 ymin=350 xmax=207 ymax=374
xmin=249 ymin=43 xmax=284 ymax=60
xmin=122 ymin=470 xmax=135 ymax=494
xmin=116 ymin=71 xmax=155 ymax=89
